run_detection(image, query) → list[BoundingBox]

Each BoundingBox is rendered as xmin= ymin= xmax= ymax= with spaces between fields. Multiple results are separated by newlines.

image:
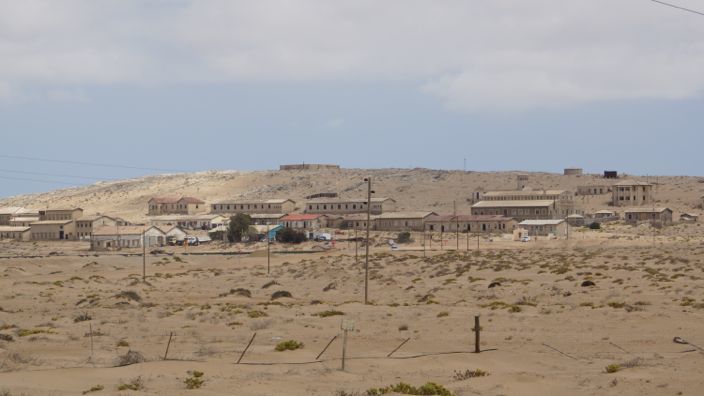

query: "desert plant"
xmin=605 ymin=364 xmax=621 ymax=373
xmin=74 ymin=312 xmax=92 ymax=323
xmin=184 ymin=370 xmax=205 ymax=389
xmin=316 ymin=310 xmax=345 ymax=318
xmin=396 ymin=231 xmax=412 ymax=244
xmin=116 ymin=339 xmax=129 ymax=347
xmin=589 ymin=222 xmax=601 ymax=230
xmin=82 ymin=385 xmax=104 ymax=394
xmin=115 ymin=350 xmax=145 ymax=366
xmin=117 ymin=376 xmax=144 ymax=391
xmin=271 ymin=290 xmax=292 ymax=300
xmin=277 ymin=228 xmax=307 ymax=243
xmin=366 ymin=382 xmax=453 ymax=396
xmin=247 ymin=310 xmax=268 ymax=318
xmin=275 ymin=339 xmax=303 ymax=351
xmin=452 ymin=369 xmax=488 ymax=381
xmin=227 ymin=214 xmax=252 ymax=242
xmin=436 ymin=311 xmax=449 ymax=318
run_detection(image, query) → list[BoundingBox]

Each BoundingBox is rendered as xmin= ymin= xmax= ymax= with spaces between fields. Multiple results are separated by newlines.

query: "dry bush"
xmin=115 ymin=350 xmax=145 ymax=367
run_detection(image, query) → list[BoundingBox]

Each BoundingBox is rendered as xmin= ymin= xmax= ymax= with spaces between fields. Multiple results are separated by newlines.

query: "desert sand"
xmin=1 ymin=169 xmax=703 ymax=395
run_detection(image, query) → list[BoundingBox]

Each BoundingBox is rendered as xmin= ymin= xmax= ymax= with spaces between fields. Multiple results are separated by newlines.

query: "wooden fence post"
xmin=163 ymin=332 xmax=173 ymax=360
xmin=474 ymin=315 xmax=481 ymax=353
xmin=237 ymin=332 xmax=257 ymax=364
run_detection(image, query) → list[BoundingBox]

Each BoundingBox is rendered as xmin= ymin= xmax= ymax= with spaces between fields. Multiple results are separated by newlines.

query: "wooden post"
xmin=316 ymin=335 xmax=338 ymax=360
xmin=267 ymin=224 xmax=271 ymax=275
xmin=237 ymin=332 xmax=257 ymax=364
xmin=422 ymin=232 xmax=426 ymax=258
xmin=163 ymin=332 xmax=173 ymax=360
xmin=477 ymin=235 xmax=479 ymax=251
xmin=466 ymin=231 xmax=469 ymax=251
xmin=142 ymin=228 xmax=146 ymax=282
xmin=89 ymin=322 xmax=94 ymax=361
xmin=474 ymin=315 xmax=481 ymax=353
xmin=354 ymin=226 xmax=358 ymax=264
xmin=341 ymin=328 xmax=348 ymax=371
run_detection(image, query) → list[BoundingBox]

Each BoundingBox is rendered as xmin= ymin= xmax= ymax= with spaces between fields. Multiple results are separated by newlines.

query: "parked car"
xmin=520 ymin=236 xmax=531 ymax=242
xmin=184 ymin=236 xmax=199 ymax=246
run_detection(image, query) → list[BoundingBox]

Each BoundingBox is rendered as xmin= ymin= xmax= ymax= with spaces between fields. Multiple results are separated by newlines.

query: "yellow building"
xmin=305 ymin=197 xmax=396 ymax=215
xmin=210 ymin=199 xmax=296 ymax=215
xmin=0 ymin=226 xmax=31 ymax=241
xmin=30 ymin=220 xmax=76 ymax=240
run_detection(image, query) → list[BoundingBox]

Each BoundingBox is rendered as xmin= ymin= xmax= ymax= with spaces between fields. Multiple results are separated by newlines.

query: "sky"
xmin=1 ymin=0 xmax=704 ymax=197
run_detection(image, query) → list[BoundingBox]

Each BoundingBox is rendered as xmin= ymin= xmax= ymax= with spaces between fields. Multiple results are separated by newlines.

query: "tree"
xmin=227 ymin=214 xmax=252 ymax=242
xmin=277 ymin=227 xmax=307 ymax=244
xmin=588 ymin=222 xmax=601 ymax=230
xmin=396 ymin=231 xmax=412 ymax=244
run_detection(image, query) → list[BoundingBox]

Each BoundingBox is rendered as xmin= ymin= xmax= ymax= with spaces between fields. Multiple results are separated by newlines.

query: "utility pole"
xmin=364 ymin=177 xmax=373 ymax=305
xmin=267 ymin=223 xmax=271 ymax=275
xmin=454 ymin=201 xmax=459 ymax=251
xmin=142 ymin=227 xmax=146 ymax=282
xmin=354 ymin=225 xmax=358 ymax=264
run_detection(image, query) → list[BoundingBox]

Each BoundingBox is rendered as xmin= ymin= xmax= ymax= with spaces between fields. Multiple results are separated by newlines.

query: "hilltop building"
xmin=148 ymin=197 xmax=206 ymax=216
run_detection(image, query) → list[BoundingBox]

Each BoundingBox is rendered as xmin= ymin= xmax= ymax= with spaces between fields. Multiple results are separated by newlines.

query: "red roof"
xmin=179 ymin=197 xmax=205 ymax=204
xmin=281 ymin=214 xmax=323 ymax=221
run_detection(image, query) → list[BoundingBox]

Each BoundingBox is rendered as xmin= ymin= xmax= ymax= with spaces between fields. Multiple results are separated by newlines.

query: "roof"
xmin=614 ymin=180 xmax=653 ymax=186
xmin=624 ymin=207 xmax=671 ymax=213
xmin=30 ymin=220 xmax=73 ymax=225
xmin=9 ymin=216 xmax=39 ymax=221
xmin=567 ymin=214 xmax=585 ymax=218
xmin=0 ymin=226 xmax=30 ymax=232
xmin=595 ymin=210 xmax=615 ymax=214
xmin=0 ymin=207 xmax=34 ymax=215
xmin=681 ymin=213 xmax=699 ymax=218
xmin=179 ymin=197 xmax=205 ymax=204
xmin=149 ymin=214 xmax=223 ymax=221
xmin=472 ymin=200 xmax=555 ymax=208
xmin=519 ymin=219 xmax=565 ymax=226
xmin=375 ymin=211 xmax=437 ymax=219
xmin=482 ymin=190 xmax=566 ymax=197
xmin=40 ymin=208 xmax=82 ymax=212
xmin=149 ymin=197 xmax=180 ymax=204
xmin=251 ymin=224 xmax=283 ymax=233
xmin=214 ymin=198 xmax=295 ymax=205
xmin=248 ymin=213 xmax=287 ymax=219
xmin=76 ymin=215 xmax=114 ymax=222
xmin=92 ymin=226 xmax=164 ymax=236
xmin=281 ymin=214 xmax=325 ymax=221
xmin=426 ymin=214 xmax=514 ymax=222
xmin=306 ymin=197 xmax=395 ymax=204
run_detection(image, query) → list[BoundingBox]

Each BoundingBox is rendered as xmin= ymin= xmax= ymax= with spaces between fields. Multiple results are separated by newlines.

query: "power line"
xmin=649 ymin=0 xmax=704 ymax=16
xmin=0 ymin=154 xmax=187 ymax=173
xmin=0 ymin=168 xmax=109 ymax=181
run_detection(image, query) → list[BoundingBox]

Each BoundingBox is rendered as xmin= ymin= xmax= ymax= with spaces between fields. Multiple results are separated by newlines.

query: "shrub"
xmin=115 ymin=350 xmax=145 ymax=366
xmin=227 ymin=214 xmax=252 ymax=242
xmin=116 ymin=339 xmax=129 ymax=347
xmin=275 ymin=340 xmax=304 ymax=351
xmin=82 ymin=385 xmax=104 ymax=394
xmin=397 ymin=232 xmax=412 ymax=244
xmin=589 ymin=222 xmax=601 ymax=230
xmin=271 ymin=290 xmax=293 ymax=300
xmin=117 ymin=376 xmax=144 ymax=391
xmin=398 ymin=324 xmax=409 ymax=331
xmin=453 ymin=369 xmax=488 ymax=381
xmin=184 ymin=370 xmax=205 ymax=389
xmin=247 ymin=310 xmax=268 ymax=318
xmin=74 ymin=312 xmax=92 ymax=323
xmin=605 ymin=364 xmax=621 ymax=373
xmin=366 ymin=382 xmax=453 ymax=396
xmin=316 ymin=310 xmax=345 ymax=318
xmin=277 ymin=228 xmax=307 ymax=243
xmin=436 ymin=311 xmax=449 ymax=318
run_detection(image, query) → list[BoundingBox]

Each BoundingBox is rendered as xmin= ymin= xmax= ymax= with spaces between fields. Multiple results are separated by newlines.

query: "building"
xmin=75 ymin=215 xmax=118 ymax=240
xmin=424 ymin=214 xmax=516 ymax=234
xmin=8 ymin=215 xmax=40 ymax=227
xmin=680 ymin=213 xmax=698 ymax=223
xmin=479 ymin=189 xmax=576 ymax=216
xmin=564 ymin=168 xmax=583 ymax=176
xmin=164 ymin=226 xmax=188 ymax=243
xmin=612 ymin=180 xmax=654 ymax=207
xmin=471 ymin=200 xmax=559 ymax=221
xmin=91 ymin=226 xmax=166 ymax=250
xmin=516 ymin=174 xmax=529 ymax=190
xmin=566 ymin=214 xmax=585 ymax=227
xmin=147 ymin=197 xmax=206 ymax=216
xmin=248 ymin=213 xmax=287 ymax=225
xmin=604 ymin=171 xmax=618 ymax=179
xmin=338 ymin=214 xmax=373 ymax=230
xmin=576 ymin=185 xmax=612 ymax=196
xmin=279 ymin=214 xmax=328 ymax=229
xmin=519 ymin=219 xmax=567 ymax=237
xmin=0 ymin=226 xmax=31 ymax=241
xmin=30 ymin=220 xmax=76 ymax=240
xmin=305 ymin=197 xmax=396 ymax=215
xmin=594 ymin=210 xmax=617 ymax=219
xmin=251 ymin=224 xmax=284 ymax=240
xmin=374 ymin=211 xmax=437 ymax=231
xmin=38 ymin=208 xmax=83 ymax=221
xmin=624 ymin=208 xmax=673 ymax=225
xmin=210 ymin=199 xmax=296 ymax=215
xmin=0 ymin=207 xmax=37 ymax=225
xmin=148 ymin=214 xmax=225 ymax=230
xmin=279 ymin=163 xmax=340 ymax=170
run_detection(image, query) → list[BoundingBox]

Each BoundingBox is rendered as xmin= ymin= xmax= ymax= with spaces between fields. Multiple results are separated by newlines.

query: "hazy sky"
xmin=1 ymin=0 xmax=704 ymax=197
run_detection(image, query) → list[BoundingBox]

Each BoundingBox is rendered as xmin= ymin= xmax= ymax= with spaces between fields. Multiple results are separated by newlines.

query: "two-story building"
xmin=75 ymin=215 xmax=118 ymax=240
xmin=612 ymin=180 xmax=654 ymax=207
xmin=305 ymin=197 xmax=396 ymax=215
xmin=210 ymin=199 xmax=296 ymax=215
xmin=147 ymin=197 xmax=206 ymax=215
xmin=471 ymin=200 xmax=559 ymax=221
xmin=424 ymin=214 xmax=517 ymax=234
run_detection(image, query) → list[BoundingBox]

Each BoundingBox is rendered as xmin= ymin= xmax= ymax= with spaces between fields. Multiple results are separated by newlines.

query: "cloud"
xmin=1 ymin=0 xmax=704 ymax=110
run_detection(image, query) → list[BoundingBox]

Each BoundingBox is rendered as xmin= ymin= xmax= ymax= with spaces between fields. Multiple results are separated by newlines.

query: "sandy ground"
xmin=1 ymin=229 xmax=703 ymax=395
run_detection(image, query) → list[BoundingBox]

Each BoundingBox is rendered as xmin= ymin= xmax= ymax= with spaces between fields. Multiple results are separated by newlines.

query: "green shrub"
xmin=184 ymin=370 xmax=205 ymax=389
xmin=275 ymin=340 xmax=304 ymax=351
xmin=453 ymin=369 xmax=488 ymax=381
xmin=397 ymin=232 xmax=412 ymax=244
xmin=589 ymin=222 xmax=601 ymax=230
xmin=82 ymin=385 xmax=104 ymax=394
xmin=117 ymin=376 xmax=144 ymax=391
xmin=605 ymin=364 xmax=621 ymax=373
xmin=366 ymin=382 xmax=453 ymax=395
xmin=277 ymin=228 xmax=307 ymax=243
